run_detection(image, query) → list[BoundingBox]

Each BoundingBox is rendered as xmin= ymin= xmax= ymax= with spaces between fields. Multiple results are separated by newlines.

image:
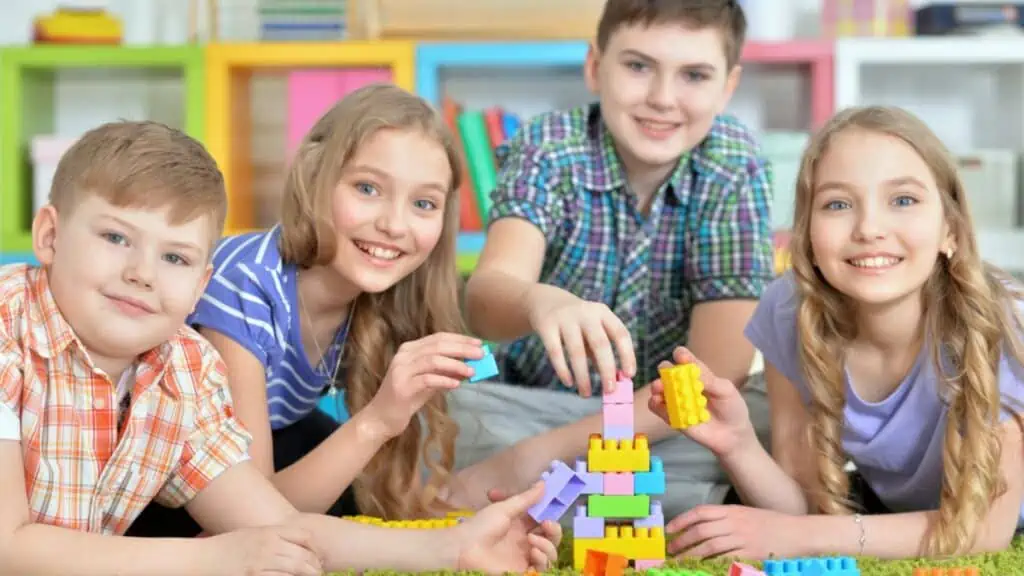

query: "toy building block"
xmin=587 ymin=494 xmax=650 ymax=517
xmin=763 ymin=556 xmax=859 ymax=576
xmin=583 ymin=550 xmax=627 ymax=576
xmin=730 ymin=563 xmax=767 ymax=576
xmin=575 ymin=459 xmax=604 ymax=493
xmin=587 ymin=433 xmax=651 ymax=472
xmin=635 ymin=559 xmax=666 ymax=570
xmin=341 ymin=515 xmax=458 ymax=529
xmin=527 ymin=460 xmax=586 ymax=523
xmin=912 ymin=569 xmax=979 ymax=576
xmin=603 ymin=423 xmax=635 ymax=441
xmin=466 ymin=344 xmax=499 ymax=382
xmin=603 ymin=370 xmax=634 ymax=404
xmin=572 ymin=526 xmax=666 ymax=569
xmin=635 ymin=456 xmax=666 ymax=495
xmin=603 ymin=471 xmax=634 ymax=495
xmin=658 ymin=363 xmax=711 ymax=429
xmin=635 ymin=501 xmax=665 ymax=529
xmin=573 ymin=504 xmax=605 ymax=538
xmin=602 ymin=403 xmax=634 ymax=438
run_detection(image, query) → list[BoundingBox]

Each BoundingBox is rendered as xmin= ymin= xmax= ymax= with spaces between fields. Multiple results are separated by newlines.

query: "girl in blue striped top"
xmin=126 ymin=84 xmax=534 ymax=536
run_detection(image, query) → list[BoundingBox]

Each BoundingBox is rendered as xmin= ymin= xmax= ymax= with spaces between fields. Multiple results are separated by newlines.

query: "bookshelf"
xmin=204 ymin=41 xmax=416 ymax=234
xmin=0 ymin=45 xmax=204 ymax=262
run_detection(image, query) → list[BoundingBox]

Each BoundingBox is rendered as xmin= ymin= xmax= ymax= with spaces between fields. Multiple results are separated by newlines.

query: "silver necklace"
xmin=299 ymin=291 xmax=355 ymax=393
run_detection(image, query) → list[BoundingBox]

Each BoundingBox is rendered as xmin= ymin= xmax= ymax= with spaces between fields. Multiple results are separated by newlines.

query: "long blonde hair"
xmin=790 ymin=106 xmax=1024 ymax=555
xmin=278 ymin=83 xmax=464 ymax=519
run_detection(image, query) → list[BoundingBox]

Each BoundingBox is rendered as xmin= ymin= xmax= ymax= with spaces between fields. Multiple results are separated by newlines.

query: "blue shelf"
xmin=416 ymin=41 xmax=589 ymax=105
xmin=456 ymin=231 xmax=485 ymax=254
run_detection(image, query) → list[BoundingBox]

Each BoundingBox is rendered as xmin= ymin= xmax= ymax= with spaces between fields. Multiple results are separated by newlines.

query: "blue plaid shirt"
xmin=488 ymin=103 xmax=775 ymax=392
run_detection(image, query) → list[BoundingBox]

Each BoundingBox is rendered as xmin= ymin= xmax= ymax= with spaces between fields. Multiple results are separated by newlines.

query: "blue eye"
xmin=684 ymin=71 xmax=709 ymax=82
xmin=414 ymin=199 xmax=437 ymax=211
xmin=355 ymin=182 xmax=378 ymax=196
xmin=102 ymin=232 xmax=128 ymax=245
xmin=824 ymin=200 xmax=850 ymax=211
xmin=163 ymin=253 xmax=189 ymax=266
xmin=626 ymin=60 xmax=648 ymax=73
xmin=893 ymin=195 xmax=917 ymax=207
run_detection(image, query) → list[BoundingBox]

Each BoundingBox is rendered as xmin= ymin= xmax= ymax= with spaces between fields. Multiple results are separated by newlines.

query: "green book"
xmin=456 ymin=110 xmax=497 ymax=223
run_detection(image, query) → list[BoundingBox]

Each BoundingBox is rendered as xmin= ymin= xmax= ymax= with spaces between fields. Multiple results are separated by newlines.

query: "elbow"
xmin=463 ymin=273 xmax=492 ymax=336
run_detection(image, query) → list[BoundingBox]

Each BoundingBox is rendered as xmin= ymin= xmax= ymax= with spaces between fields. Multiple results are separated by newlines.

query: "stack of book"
xmin=258 ymin=0 xmax=346 ymax=41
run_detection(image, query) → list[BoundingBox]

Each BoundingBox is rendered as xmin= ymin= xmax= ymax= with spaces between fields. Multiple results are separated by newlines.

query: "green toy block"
xmin=586 ymin=494 xmax=650 ymax=518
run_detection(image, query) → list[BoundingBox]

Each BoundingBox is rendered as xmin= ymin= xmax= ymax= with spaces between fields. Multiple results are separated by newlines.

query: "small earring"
xmin=945 ymin=248 xmax=954 ymax=260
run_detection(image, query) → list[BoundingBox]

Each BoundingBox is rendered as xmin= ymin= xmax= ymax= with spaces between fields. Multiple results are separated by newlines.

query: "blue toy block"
xmin=602 ymin=423 xmax=634 ymax=440
xmin=763 ymin=556 xmax=859 ymax=576
xmin=635 ymin=501 xmax=664 ymax=529
xmin=635 ymin=456 xmax=666 ymax=495
xmin=527 ymin=460 xmax=586 ymax=523
xmin=574 ymin=459 xmax=603 ymax=494
xmin=572 ymin=504 xmax=605 ymax=538
xmin=466 ymin=345 xmax=499 ymax=382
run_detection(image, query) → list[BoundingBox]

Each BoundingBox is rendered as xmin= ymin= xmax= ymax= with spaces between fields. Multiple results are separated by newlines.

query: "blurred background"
xmin=0 ymin=0 xmax=1022 ymax=279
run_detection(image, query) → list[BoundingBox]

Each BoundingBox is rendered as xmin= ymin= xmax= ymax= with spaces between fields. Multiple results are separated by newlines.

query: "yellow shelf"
xmin=205 ymin=41 xmax=417 ymax=232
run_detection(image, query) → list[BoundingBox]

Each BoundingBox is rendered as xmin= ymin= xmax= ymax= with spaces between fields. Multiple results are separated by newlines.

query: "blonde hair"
xmin=279 ymin=83 xmax=464 ymax=519
xmin=50 ymin=120 xmax=227 ymax=242
xmin=790 ymin=105 xmax=1024 ymax=556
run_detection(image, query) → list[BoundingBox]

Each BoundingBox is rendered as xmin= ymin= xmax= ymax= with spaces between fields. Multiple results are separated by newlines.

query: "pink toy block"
xmin=602 ymin=423 xmax=633 ymax=440
xmin=573 ymin=504 xmax=605 ymax=538
xmin=635 ymin=559 xmax=665 ymax=570
xmin=635 ymin=501 xmax=664 ymax=529
xmin=603 ymin=472 xmax=634 ymax=495
xmin=574 ymin=459 xmax=603 ymax=493
xmin=603 ymin=370 xmax=634 ymax=404
xmin=602 ymin=402 xmax=633 ymax=427
xmin=286 ymin=68 xmax=391 ymax=154
xmin=729 ymin=562 xmax=766 ymax=576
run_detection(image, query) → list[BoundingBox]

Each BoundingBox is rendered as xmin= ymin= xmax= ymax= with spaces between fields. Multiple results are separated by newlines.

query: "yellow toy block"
xmin=659 ymin=363 xmax=711 ymax=429
xmin=572 ymin=526 xmax=666 ymax=569
xmin=341 ymin=515 xmax=458 ymax=529
xmin=587 ymin=434 xmax=650 ymax=472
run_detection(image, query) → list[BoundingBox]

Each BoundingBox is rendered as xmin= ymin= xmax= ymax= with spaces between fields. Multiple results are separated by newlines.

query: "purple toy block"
xmin=635 ymin=501 xmax=665 ymax=529
xmin=635 ymin=559 xmax=665 ymax=570
xmin=603 ymin=472 xmax=634 ymax=495
xmin=602 ymin=371 xmax=634 ymax=404
xmin=572 ymin=504 xmax=605 ymax=538
xmin=527 ymin=460 xmax=586 ymax=523
xmin=602 ymin=423 xmax=634 ymax=440
xmin=602 ymin=402 xmax=633 ymax=427
xmin=574 ymin=459 xmax=604 ymax=493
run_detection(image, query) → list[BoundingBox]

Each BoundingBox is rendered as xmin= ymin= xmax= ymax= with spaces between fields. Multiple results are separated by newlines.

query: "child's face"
xmin=808 ymin=128 xmax=954 ymax=308
xmin=34 ymin=195 xmax=214 ymax=370
xmin=329 ymin=128 xmax=451 ymax=294
xmin=584 ymin=22 xmax=739 ymax=176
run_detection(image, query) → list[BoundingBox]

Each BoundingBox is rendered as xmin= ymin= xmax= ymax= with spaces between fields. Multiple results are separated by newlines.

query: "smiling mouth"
xmin=847 ymin=256 xmax=904 ymax=269
xmin=353 ymin=240 xmax=403 ymax=261
xmin=106 ymin=295 xmax=155 ymax=315
xmin=635 ymin=117 xmax=681 ymax=132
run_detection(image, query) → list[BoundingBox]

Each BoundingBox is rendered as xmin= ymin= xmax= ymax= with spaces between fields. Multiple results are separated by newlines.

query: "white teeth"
xmin=355 ymin=241 xmax=400 ymax=260
xmin=849 ymin=256 xmax=901 ymax=268
xmin=639 ymin=120 xmax=676 ymax=131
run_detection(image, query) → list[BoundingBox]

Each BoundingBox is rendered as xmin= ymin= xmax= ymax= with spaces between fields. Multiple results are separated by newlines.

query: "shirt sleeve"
xmin=0 ymin=322 xmax=21 ymax=441
xmin=187 ymin=263 xmax=281 ymax=367
xmin=684 ymin=154 xmax=775 ymax=304
xmin=156 ymin=349 xmax=252 ymax=508
xmin=743 ymin=273 xmax=811 ymax=404
xmin=487 ymin=132 xmax=564 ymax=243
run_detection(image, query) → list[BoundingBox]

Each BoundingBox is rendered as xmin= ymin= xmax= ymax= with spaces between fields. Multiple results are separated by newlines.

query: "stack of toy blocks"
xmin=570 ymin=370 xmax=668 ymax=570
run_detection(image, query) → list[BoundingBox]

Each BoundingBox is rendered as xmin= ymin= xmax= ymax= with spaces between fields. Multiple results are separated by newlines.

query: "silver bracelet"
xmin=853 ymin=513 xmax=866 ymax=555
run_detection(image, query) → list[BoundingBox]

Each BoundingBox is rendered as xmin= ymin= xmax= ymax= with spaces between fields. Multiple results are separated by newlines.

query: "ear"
xmin=583 ymin=41 xmax=601 ymax=94
xmin=31 ymin=205 xmax=60 ymax=266
xmin=718 ymin=64 xmax=743 ymax=114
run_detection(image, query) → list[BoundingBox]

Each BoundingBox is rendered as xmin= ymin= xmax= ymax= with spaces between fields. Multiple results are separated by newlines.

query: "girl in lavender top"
xmin=649 ymin=106 xmax=1024 ymax=560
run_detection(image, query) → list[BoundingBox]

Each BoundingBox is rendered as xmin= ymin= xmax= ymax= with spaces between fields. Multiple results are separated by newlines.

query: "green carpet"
xmin=329 ymin=535 xmax=1024 ymax=575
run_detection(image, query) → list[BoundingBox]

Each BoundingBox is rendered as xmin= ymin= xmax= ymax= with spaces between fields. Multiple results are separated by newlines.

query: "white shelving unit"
xmin=835 ymin=36 xmax=1024 ymax=273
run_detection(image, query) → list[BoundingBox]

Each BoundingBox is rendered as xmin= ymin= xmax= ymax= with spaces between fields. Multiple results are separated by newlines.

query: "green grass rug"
xmin=329 ymin=535 xmax=1024 ymax=575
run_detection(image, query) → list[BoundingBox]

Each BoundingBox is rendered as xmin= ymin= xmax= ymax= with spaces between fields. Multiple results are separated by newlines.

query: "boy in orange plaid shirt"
xmin=0 ymin=121 xmax=558 ymax=575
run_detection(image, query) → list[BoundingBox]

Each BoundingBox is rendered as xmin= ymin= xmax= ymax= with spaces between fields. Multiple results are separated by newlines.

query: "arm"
xmin=198 ymin=329 xmax=392 ymax=514
xmin=687 ymin=301 xmax=759 ymax=387
xmin=800 ymin=419 xmax=1024 ymax=558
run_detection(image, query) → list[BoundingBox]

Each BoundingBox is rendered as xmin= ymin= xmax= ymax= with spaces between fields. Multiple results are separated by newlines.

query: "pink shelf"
xmin=742 ymin=41 xmax=834 ymax=129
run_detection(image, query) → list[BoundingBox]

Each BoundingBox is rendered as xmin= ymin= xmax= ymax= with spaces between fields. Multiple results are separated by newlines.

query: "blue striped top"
xmin=188 ymin=226 xmax=349 ymax=429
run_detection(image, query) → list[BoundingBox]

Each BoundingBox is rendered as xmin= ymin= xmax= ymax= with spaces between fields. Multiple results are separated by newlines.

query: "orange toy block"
xmin=583 ymin=550 xmax=627 ymax=576
xmin=658 ymin=363 xmax=710 ymax=429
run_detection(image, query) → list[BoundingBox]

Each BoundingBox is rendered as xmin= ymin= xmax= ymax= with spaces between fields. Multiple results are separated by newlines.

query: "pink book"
xmin=286 ymin=68 xmax=392 ymax=155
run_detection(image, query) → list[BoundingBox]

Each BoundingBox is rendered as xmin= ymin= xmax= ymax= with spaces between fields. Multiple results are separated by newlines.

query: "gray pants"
xmin=450 ymin=373 xmax=771 ymax=522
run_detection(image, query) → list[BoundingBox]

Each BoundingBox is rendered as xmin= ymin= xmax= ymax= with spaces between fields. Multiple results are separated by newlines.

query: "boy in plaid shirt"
xmin=453 ymin=0 xmax=775 ymax=519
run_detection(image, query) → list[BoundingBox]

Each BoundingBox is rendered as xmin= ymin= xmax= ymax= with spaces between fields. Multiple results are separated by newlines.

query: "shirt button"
xmin=94 ymin=398 xmax=106 ymax=409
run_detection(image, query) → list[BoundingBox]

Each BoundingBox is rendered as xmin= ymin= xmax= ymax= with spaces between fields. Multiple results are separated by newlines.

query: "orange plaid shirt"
xmin=0 ymin=264 xmax=252 ymax=535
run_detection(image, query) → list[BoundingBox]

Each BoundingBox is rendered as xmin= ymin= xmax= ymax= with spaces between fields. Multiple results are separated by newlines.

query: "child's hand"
xmin=453 ymin=482 xmax=560 ymax=574
xmin=364 ymin=333 xmax=483 ymax=438
xmin=207 ymin=525 xmax=323 ymax=575
xmin=526 ymin=286 xmax=635 ymax=397
xmin=649 ymin=347 xmax=759 ymax=459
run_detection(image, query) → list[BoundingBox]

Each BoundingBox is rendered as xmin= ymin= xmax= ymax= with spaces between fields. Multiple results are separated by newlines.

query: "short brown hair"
xmin=50 ymin=120 xmax=227 ymax=243
xmin=596 ymin=0 xmax=747 ymax=68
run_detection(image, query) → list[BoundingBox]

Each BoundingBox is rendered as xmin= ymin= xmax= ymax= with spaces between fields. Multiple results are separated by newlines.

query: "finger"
xmin=423 ymin=339 xmax=488 ymax=362
xmin=666 ymin=505 xmax=728 ymax=533
xmin=675 ymin=534 xmax=744 ymax=560
xmin=602 ymin=314 xmax=636 ymax=378
xmin=665 ymin=349 xmax=731 ymax=399
xmin=580 ymin=316 xmax=617 ymax=393
xmin=416 ymin=332 xmax=484 ymax=351
xmin=538 ymin=519 xmax=563 ymax=547
xmin=527 ymin=533 xmax=558 ymax=567
xmin=274 ymin=526 xmax=314 ymax=550
xmin=667 ymin=516 xmax=734 ymax=554
xmin=536 ymin=324 xmax=573 ymax=387
xmin=490 ymin=480 xmax=545 ymax=524
xmin=413 ymin=355 xmax=476 ymax=382
xmin=274 ymin=546 xmax=323 ymax=576
xmin=561 ymin=327 xmax=592 ymax=397
xmin=487 ymin=488 xmax=508 ymax=503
